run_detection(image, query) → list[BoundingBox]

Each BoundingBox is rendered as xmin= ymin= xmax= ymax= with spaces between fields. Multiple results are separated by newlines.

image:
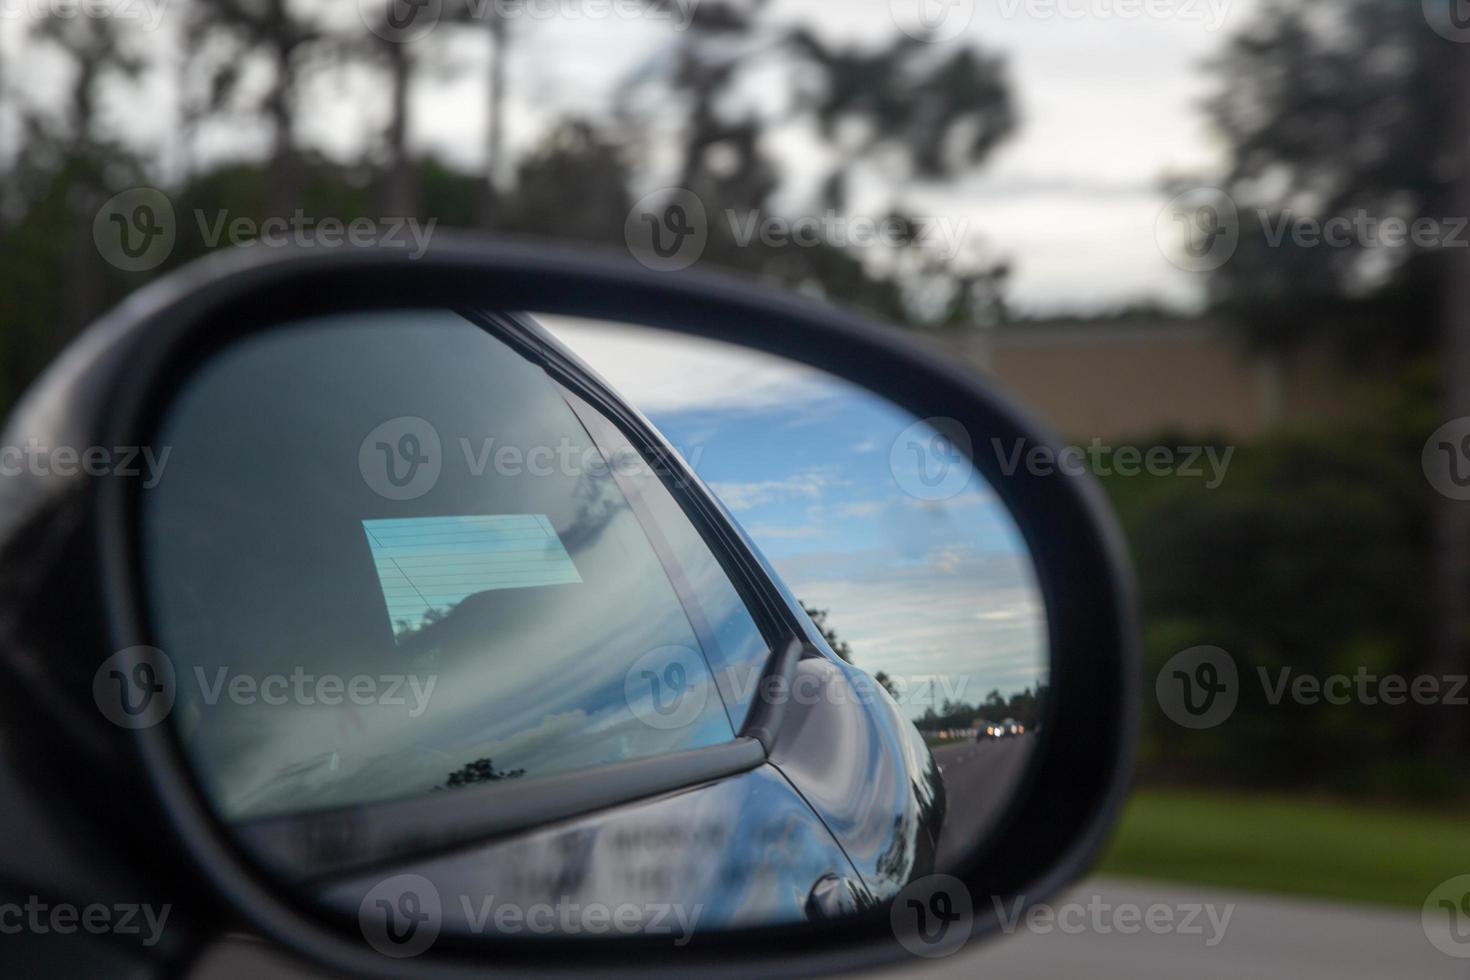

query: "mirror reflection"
xmin=140 ymin=308 xmax=1048 ymax=938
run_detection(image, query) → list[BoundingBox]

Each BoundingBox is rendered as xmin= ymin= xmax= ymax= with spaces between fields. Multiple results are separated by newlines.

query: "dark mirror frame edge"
xmin=8 ymin=237 xmax=1137 ymax=979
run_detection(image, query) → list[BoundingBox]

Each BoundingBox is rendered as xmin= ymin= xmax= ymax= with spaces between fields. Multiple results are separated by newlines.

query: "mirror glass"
xmin=139 ymin=307 xmax=1047 ymax=941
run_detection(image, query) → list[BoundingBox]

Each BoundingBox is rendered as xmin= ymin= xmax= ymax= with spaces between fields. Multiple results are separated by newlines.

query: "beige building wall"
xmin=939 ymin=319 xmax=1363 ymax=442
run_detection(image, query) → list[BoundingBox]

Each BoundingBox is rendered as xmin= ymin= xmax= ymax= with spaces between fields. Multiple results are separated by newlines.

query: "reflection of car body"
xmin=124 ymin=310 xmax=947 ymax=933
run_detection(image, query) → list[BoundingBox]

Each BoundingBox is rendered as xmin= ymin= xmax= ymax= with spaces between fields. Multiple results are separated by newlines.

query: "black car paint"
xmin=320 ymin=764 xmax=876 ymax=937
xmin=305 ymin=661 xmax=944 ymax=938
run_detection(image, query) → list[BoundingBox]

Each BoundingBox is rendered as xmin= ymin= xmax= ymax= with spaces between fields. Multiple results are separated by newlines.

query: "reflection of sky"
xmin=541 ymin=317 xmax=1048 ymax=719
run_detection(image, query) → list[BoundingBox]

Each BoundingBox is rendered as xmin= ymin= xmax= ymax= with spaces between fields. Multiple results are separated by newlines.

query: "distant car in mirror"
xmin=978 ymin=719 xmax=1025 ymax=740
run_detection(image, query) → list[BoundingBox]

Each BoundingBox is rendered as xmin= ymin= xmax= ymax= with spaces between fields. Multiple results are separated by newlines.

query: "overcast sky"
xmin=4 ymin=0 xmax=1259 ymax=313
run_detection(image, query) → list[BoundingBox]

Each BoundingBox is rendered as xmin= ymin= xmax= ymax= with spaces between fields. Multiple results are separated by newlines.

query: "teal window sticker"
xmin=363 ymin=515 xmax=583 ymax=639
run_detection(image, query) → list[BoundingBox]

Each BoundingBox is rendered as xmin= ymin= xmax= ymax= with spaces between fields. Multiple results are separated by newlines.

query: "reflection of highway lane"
xmin=931 ymin=733 xmax=1035 ymax=870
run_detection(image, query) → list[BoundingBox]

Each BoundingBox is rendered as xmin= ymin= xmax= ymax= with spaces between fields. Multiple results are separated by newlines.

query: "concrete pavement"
xmin=885 ymin=877 xmax=1458 ymax=979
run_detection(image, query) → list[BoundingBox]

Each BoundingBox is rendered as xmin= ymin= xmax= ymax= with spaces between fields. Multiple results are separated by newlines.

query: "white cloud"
xmin=707 ymin=469 xmax=837 ymax=511
xmin=925 ymin=546 xmax=971 ymax=574
xmin=746 ymin=523 xmax=826 ymax=540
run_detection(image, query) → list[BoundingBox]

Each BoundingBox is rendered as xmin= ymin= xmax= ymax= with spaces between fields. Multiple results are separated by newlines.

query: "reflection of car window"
xmin=564 ymin=391 xmax=773 ymax=727
xmin=144 ymin=311 xmax=735 ymax=822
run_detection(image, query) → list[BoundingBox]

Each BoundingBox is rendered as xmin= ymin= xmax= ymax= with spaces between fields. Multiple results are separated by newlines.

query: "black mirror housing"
xmin=0 ymin=238 xmax=1137 ymax=979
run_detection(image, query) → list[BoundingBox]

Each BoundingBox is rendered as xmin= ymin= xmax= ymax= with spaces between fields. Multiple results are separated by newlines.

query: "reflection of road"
xmin=886 ymin=878 xmax=1459 ymax=979
xmin=931 ymin=733 xmax=1034 ymax=870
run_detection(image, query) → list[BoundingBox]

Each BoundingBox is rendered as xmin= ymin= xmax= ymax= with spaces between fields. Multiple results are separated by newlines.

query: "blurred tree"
xmin=370 ymin=23 xmax=421 ymax=216
xmin=1435 ymin=23 xmax=1470 ymax=762
xmin=0 ymin=5 xmax=1026 ymax=414
xmin=187 ymin=0 xmax=335 ymax=214
xmin=1105 ymin=419 xmax=1446 ymax=796
xmin=501 ymin=119 xmax=634 ymax=244
xmin=1201 ymin=2 xmax=1451 ymax=358
xmin=1 ymin=14 xmax=147 ymax=393
xmin=617 ymin=0 xmax=1017 ymax=327
xmin=786 ymin=29 xmax=1015 ymax=203
xmin=483 ymin=11 xmax=509 ymax=222
xmin=485 ymin=9 xmax=514 ymax=224
xmin=439 ymin=0 xmax=515 ymax=223
xmin=1203 ymin=0 xmax=1470 ymax=762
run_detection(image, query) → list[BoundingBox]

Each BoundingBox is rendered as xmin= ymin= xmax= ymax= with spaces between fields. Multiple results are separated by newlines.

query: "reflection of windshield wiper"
xmin=440 ymin=757 xmax=527 ymax=790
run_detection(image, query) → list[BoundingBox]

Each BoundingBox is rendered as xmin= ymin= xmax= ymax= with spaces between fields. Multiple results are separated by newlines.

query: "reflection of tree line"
xmin=440 ymin=757 xmax=526 ymax=790
xmin=801 ymin=602 xmax=1044 ymax=732
xmin=916 ymin=685 xmax=1048 ymax=734
xmin=393 ymin=604 xmax=448 ymax=643
xmin=800 ymin=605 xmax=851 ymax=663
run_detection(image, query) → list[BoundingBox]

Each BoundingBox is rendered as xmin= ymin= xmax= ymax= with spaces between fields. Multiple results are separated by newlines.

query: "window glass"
xmin=143 ymin=310 xmax=735 ymax=821
xmin=565 ymin=391 xmax=772 ymax=726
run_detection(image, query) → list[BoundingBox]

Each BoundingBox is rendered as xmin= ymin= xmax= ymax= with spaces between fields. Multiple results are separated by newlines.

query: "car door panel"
xmin=316 ymin=762 xmax=873 ymax=936
xmin=766 ymin=655 xmax=944 ymax=901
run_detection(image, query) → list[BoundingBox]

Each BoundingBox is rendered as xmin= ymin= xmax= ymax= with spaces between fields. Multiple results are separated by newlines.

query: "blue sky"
xmin=544 ymin=317 xmax=1049 ymax=719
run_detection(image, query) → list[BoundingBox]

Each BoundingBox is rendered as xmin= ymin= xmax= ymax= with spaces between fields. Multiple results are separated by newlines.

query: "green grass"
xmin=1096 ymin=789 xmax=1470 ymax=909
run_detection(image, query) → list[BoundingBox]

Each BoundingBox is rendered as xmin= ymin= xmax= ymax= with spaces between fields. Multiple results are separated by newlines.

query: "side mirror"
xmin=0 ymin=240 xmax=1136 ymax=977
